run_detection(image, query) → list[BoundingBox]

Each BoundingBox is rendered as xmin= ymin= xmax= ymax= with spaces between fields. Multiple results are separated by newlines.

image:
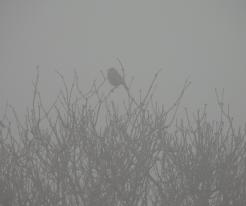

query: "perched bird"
xmin=107 ymin=67 xmax=126 ymax=88
xmin=107 ymin=67 xmax=137 ymax=105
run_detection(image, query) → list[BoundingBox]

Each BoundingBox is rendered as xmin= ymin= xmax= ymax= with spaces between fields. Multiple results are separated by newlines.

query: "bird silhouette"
xmin=107 ymin=68 xmax=127 ymax=90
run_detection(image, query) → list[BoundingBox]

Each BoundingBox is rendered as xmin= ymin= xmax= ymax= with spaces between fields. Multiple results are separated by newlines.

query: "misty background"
xmin=0 ymin=0 xmax=246 ymax=126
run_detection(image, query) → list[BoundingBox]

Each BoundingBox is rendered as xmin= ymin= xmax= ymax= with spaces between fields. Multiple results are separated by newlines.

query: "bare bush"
xmin=0 ymin=68 xmax=245 ymax=206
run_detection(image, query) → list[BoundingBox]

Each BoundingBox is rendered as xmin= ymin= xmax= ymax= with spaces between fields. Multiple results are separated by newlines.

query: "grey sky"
xmin=0 ymin=0 xmax=246 ymax=125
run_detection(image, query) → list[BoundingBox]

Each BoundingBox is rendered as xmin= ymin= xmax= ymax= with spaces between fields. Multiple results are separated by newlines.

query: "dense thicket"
xmin=0 ymin=70 xmax=245 ymax=206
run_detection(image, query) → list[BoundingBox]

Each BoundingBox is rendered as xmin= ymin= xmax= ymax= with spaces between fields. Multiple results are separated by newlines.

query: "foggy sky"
xmin=0 ymin=0 xmax=246 ymax=125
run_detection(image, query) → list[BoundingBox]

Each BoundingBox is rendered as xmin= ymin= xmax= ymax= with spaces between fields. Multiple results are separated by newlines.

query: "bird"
xmin=107 ymin=67 xmax=127 ymax=89
xmin=107 ymin=67 xmax=138 ymax=105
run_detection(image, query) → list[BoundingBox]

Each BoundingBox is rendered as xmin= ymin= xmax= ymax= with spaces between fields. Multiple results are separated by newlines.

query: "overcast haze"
xmin=0 ymin=0 xmax=246 ymax=125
